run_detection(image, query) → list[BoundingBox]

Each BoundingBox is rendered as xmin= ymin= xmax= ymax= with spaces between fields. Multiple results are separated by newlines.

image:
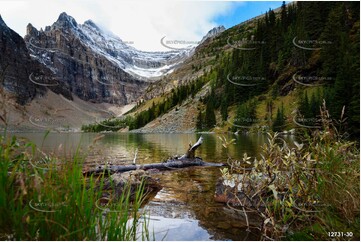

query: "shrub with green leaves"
xmin=220 ymin=102 xmax=359 ymax=240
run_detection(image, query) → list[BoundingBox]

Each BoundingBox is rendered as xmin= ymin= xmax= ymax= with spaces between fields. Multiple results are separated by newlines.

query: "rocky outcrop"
xmin=24 ymin=12 xmax=194 ymax=105
xmin=101 ymin=170 xmax=162 ymax=202
xmin=0 ymin=15 xmax=36 ymax=104
xmin=24 ymin=12 xmax=149 ymax=105
xmin=200 ymin=25 xmax=226 ymax=44
xmin=0 ymin=15 xmax=71 ymax=104
xmin=1 ymin=12 xmax=223 ymax=110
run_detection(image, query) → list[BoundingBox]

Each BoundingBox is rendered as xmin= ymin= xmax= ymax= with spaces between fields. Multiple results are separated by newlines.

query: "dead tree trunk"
xmin=83 ymin=136 xmax=224 ymax=175
xmin=83 ymin=158 xmax=224 ymax=176
xmin=180 ymin=136 xmax=203 ymax=159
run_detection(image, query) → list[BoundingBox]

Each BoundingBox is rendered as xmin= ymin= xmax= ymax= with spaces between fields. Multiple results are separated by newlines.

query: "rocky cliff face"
xmin=25 ymin=13 xmax=147 ymax=105
xmin=199 ymin=25 xmax=226 ymax=44
xmin=0 ymin=15 xmax=37 ymax=105
xmin=1 ymin=12 xmax=221 ymax=107
xmin=79 ymin=19 xmax=191 ymax=79
xmin=0 ymin=15 xmax=71 ymax=105
xmin=24 ymin=13 xmax=192 ymax=105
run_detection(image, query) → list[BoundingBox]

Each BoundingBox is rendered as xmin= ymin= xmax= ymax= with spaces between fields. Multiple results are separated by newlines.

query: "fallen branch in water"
xmin=84 ymin=158 xmax=224 ymax=176
xmin=180 ymin=136 xmax=203 ymax=159
xmin=83 ymin=136 xmax=224 ymax=176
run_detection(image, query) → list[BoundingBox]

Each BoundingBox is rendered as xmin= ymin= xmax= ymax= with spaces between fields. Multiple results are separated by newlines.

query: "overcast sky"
xmin=0 ymin=0 xmax=284 ymax=51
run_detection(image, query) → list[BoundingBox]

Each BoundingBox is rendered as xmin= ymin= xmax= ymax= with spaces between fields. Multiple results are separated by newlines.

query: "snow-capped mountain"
xmin=24 ymin=12 xmax=225 ymax=104
xmin=79 ymin=19 xmax=192 ymax=79
xmin=28 ymin=12 xmax=191 ymax=80
xmin=25 ymin=12 xmax=146 ymax=104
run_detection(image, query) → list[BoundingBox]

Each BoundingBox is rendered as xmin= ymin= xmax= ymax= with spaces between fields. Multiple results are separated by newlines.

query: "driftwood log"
xmin=83 ymin=136 xmax=224 ymax=176
xmin=181 ymin=135 xmax=204 ymax=159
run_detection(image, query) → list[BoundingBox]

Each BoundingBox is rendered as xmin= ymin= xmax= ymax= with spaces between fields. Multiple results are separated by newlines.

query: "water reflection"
xmin=10 ymin=132 xmax=295 ymax=241
xmin=144 ymin=167 xmax=262 ymax=240
xmin=12 ymin=132 xmax=295 ymax=165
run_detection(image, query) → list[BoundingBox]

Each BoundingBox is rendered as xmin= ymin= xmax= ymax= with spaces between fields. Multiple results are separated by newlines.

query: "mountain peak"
xmin=26 ymin=23 xmax=39 ymax=36
xmin=206 ymin=25 xmax=225 ymax=37
xmin=84 ymin=19 xmax=96 ymax=27
xmin=55 ymin=12 xmax=78 ymax=28
xmin=200 ymin=25 xmax=225 ymax=43
xmin=83 ymin=19 xmax=100 ymax=31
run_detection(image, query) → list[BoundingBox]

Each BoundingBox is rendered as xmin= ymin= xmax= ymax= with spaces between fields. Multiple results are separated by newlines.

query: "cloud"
xmin=0 ymin=0 xmax=239 ymax=51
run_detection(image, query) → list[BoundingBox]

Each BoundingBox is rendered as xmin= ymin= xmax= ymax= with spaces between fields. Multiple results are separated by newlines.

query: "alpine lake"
xmin=12 ymin=132 xmax=296 ymax=241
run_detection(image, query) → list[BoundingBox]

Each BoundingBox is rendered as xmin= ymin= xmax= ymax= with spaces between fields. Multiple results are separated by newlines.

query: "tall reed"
xmin=0 ymin=132 xmax=148 ymax=240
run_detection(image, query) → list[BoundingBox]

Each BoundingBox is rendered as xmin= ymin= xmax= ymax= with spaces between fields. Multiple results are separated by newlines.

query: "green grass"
xmin=0 ymin=132 xmax=149 ymax=240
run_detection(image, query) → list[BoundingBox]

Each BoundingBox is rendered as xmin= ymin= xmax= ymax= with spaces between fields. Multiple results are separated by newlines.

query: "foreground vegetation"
xmin=220 ymin=103 xmax=360 ymax=240
xmin=0 ymin=132 xmax=148 ymax=240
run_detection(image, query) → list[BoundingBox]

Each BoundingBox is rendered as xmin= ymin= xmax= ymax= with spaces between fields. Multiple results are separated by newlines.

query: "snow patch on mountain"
xmin=28 ymin=13 xmax=225 ymax=80
xmin=77 ymin=20 xmax=191 ymax=79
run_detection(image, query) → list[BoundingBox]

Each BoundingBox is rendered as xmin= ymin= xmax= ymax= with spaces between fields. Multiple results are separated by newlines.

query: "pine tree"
xmin=268 ymin=9 xmax=276 ymax=27
xmin=298 ymin=91 xmax=312 ymax=125
xmin=310 ymin=92 xmax=319 ymax=118
xmin=332 ymin=38 xmax=353 ymax=119
xmin=301 ymin=1 xmax=324 ymax=40
xmin=220 ymin=98 xmax=228 ymax=121
xmin=235 ymin=100 xmax=257 ymax=127
xmin=205 ymin=99 xmax=216 ymax=130
xmin=280 ymin=1 xmax=288 ymax=31
xmin=196 ymin=109 xmax=203 ymax=131
xmin=273 ymin=104 xmax=285 ymax=132
xmin=320 ymin=4 xmax=346 ymax=80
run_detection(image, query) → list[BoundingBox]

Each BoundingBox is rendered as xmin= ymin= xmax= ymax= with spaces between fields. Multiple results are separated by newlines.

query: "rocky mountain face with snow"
xmin=25 ymin=13 xmax=141 ymax=105
xmin=0 ymin=11 xmax=226 ymax=130
xmin=24 ymin=12 xmax=194 ymax=105
xmin=1 ymin=11 xmax=225 ymax=111
xmin=0 ymin=15 xmax=71 ymax=105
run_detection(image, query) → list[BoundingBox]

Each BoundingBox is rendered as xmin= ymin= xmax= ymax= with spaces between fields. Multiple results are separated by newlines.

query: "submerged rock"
xmin=101 ymin=170 xmax=162 ymax=202
xmin=214 ymin=175 xmax=266 ymax=210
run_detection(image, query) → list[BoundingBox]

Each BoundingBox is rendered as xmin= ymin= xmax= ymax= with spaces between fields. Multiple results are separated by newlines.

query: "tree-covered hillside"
xmin=196 ymin=1 xmax=359 ymax=138
xmin=85 ymin=2 xmax=360 ymax=140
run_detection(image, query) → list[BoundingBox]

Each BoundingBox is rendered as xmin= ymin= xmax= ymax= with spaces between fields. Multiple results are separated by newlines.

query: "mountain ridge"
xmin=25 ymin=13 xmax=147 ymax=105
xmin=0 ymin=12 xmax=227 ymax=130
xmin=98 ymin=1 xmax=359 ymax=138
xmin=24 ymin=12 xmax=227 ymax=105
xmin=0 ymin=14 xmax=71 ymax=105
